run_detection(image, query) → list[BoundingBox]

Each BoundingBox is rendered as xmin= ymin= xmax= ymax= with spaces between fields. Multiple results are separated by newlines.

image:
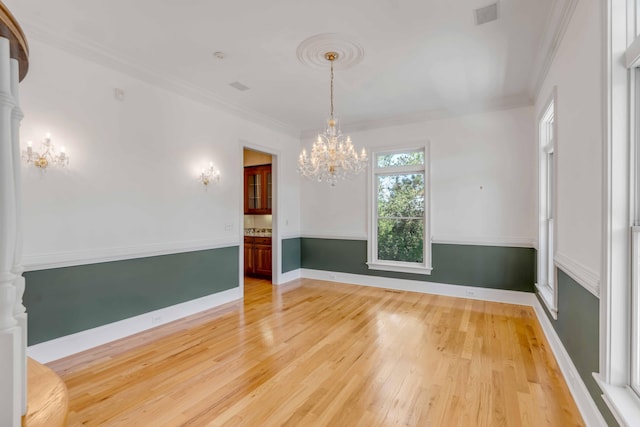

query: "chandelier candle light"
xmin=22 ymin=133 xmax=69 ymax=169
xmin=298 ymin=52 xmax=367 ymax=186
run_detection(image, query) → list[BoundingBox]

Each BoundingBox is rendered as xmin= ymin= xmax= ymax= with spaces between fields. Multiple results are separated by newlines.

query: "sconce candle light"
xmin=22 ymin=133 xmax=69 ymax=169
xmin=200 ymin=162 xmax=220 ymax=186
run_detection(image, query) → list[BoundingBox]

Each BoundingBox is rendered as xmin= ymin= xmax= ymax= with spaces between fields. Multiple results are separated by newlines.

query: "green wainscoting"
xmin=300 ymin=238 xmax=535 ymax=292
xmin=282 ymin=238 xmax=301 ymax=273
xmin=24 ymin=246 xmax=239 ymax=345
xmin=537 ymin=269 xmax=617 ymax=426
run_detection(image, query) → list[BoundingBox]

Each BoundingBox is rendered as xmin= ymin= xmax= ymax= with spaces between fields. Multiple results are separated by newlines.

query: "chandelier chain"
xmin=330 ymin=59 xmax=334 ymax=120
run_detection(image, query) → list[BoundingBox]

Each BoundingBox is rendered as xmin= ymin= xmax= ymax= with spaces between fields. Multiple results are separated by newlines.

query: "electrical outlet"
xmin=465 ymin=290 xmax=475 ymax=296
xmin=151 ymin=315 xmax=162 ymax=325
xmin=329 ymin=273 xmax=337 ymax=280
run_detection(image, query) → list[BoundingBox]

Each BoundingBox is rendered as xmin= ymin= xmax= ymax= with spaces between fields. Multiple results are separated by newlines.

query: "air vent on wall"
xmin=229 ymin=81 xmax=250 ymax=91
xmin=474 ymin=3 xmax=498 ymax=25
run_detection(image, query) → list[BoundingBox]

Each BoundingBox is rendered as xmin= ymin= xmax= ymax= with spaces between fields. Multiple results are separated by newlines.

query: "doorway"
xmin=242 ymin=147 xmax=274 ymax=295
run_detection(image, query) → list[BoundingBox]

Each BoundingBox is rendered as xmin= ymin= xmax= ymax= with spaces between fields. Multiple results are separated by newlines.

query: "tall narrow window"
xmin=537 ymin=94 xmax=557 ymax=317
xmin=632 ymin=69 xmax=640 ymax=396
xmin=367 ymin=145 xmax=431 ymax=275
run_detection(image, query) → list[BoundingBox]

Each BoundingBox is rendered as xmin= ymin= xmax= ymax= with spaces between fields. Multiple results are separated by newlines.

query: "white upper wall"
xmin=18 ymin=39 xmax=300 ymax=267
xmin=300 ymin=106 xmax=536 ymax=246
xmin=535 ymin=0 xmax=602 ymax=277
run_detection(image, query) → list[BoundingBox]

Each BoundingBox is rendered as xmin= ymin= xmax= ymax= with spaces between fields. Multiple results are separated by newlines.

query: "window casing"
xmin=597 ymin=0 xmax=640 ymax=423
xmin=536 ymin=95 xmax=558 ymax=318
xmin=367 ymin=144 xmax=431 ymax=275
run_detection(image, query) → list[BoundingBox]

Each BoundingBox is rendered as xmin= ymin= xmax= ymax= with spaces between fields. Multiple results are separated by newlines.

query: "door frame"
xmin=239 ymin=140 xmax=281 ymax=294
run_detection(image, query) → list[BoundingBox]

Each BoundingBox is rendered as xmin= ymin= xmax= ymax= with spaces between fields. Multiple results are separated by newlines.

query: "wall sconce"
xmin=22 ymin=133 xmax=69 ymax=169
xmin=200 ymin=162 xmax=220 ymax=186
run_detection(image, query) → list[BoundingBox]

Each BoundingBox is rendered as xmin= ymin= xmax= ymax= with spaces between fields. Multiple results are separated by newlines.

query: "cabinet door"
xmin=254 ymin=244 xmax=272 ymax=277
xmin=244 ymin=168 xmax=262 ymax=213
xmin=244 ymin=243 xmax=254 ymax=275
xmin=266 ymin=170 xmax=272 ymax=211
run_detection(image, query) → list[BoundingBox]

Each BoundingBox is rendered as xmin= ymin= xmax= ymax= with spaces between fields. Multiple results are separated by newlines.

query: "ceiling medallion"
xmin=296 ymin=33 xmax=365 ymax=70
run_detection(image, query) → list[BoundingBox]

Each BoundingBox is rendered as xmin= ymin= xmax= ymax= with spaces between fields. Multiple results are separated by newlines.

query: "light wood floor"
xmin=48 ymin=278 xmax=583 ymax=426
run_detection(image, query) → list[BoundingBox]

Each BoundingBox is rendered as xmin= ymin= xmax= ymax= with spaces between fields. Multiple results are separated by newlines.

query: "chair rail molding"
xmin=554 ymin=251 xmax=600 ymax=298
xmin=22 ymin=237 xmax=239 ymax=271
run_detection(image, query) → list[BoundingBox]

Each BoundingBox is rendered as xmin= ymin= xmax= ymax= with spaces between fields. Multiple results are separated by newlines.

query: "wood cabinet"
xmin=244 ymin=236 xmax=271 ymax=278
xmin=244 ymin=165 xmax=272 ymax=214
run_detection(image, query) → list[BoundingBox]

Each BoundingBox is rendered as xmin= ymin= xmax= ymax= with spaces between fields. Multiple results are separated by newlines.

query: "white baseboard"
xmin=27 ymin=287 xmax=242 ymax=364
xmin=300 ymin=268 xmax=537 ymax=306
xmin=277 ymin=269 xmax=301 ymax=285
xmin=532 ymin=300 xmax=607 ymax=427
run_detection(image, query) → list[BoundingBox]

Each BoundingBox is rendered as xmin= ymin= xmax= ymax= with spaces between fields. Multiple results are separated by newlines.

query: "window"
xmin=632 ymin=62 xmax=640 ymax=398
xmin=536 ymin=93 xmax=557 ymax=318
xmin=598 ymin=0 xmax=640 ymax=423
xmin=367 ymin=145 xmax=431 ymax=275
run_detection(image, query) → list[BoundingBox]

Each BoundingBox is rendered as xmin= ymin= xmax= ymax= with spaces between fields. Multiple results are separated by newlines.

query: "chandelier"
xmin=298 ymin=52 xmax=367 ymax=186
xmin=22 ymin=133 xmax=69 ymax=169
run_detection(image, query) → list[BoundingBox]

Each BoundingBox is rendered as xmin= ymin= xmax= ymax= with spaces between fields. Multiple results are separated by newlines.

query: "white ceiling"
xmin=7 ymin=0 xmax=555 ymax=135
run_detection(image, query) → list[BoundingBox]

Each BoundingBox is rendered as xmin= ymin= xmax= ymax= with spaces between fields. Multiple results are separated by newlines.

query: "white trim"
xmin=300 ymin=268 xmax=537 ymax=306
xmin=27 ymin=287 xmax=242 ymax=364
xmin=22 ymin=238 xmax=239 ymax=271
xmin=537 ymin=87 xmax=559 ymax=316
xmin=535 ymin=282 xmax=558 ymax=319
xmin=601 ymin=0 xmax=633 ymax=390
xmin=626 ymin=34 xmax=640 ymax=68
xmin=366 ymin=262 xmax=432 ymax=275
xmin=555 ymin=252 xmax=601 ymax=297
xmin=277 ymin=269 xmax=301 ymax=285
xmin=367 ymin=143 xmax=432 ymax=273
xmin=532 ymin=301 xmax=609 ymax=427
xmin=529 ymin=0 xmax=580 ymax=99
xmin=300 ymin=232 xmax=367 ymax=241
xmin=281 ymin=233 xmax=302 ymax=240
xmin=594 ymin=374 xmax=640 ymax=427
xmin=432 ymin=235 xmax=537 ymax=248
xmin=21 ymin=21 xmax=298 ymax=138
xmin=239 ymin=140 xmax=282 ymax=286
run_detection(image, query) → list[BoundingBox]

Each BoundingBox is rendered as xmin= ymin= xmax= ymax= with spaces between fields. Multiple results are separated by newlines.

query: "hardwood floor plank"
xmin=47 ymin=277 xmax=584 ymax=426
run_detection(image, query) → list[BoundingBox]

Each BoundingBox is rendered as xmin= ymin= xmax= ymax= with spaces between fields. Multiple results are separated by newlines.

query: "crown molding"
xmin=528 ymin=0 xmax=579 ymax=100
xmin=299 ymin=93 xmax=532 ymax=139
xmin=20 ymin=20 xmax=299 ymax=138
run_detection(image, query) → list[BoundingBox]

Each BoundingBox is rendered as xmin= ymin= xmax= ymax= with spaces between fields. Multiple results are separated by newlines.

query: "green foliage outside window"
xmin=376 ymin=153 xmax=425 ymax=263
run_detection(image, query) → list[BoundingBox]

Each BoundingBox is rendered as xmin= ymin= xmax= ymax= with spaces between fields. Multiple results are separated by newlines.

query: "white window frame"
xmin=597 ymin=0 xmax=640 ymax=424
xmin=536 ymin=89 xmax=558 ymax=319
xmin=367 ymin=143 xmax=432 ymax=275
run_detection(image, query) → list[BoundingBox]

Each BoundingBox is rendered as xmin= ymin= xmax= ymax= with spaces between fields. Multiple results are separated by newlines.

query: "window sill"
xmin=594 ymin=373 xmax=640 ymax=427
xmin=535 ymin=282 xmax=557 ymax=319
xmin=367 ymin=262 xmax=432 ymax=275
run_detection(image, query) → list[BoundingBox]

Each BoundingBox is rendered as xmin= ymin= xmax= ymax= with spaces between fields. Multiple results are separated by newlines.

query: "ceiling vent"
xmin=474 ymin=3 xmax=498 ymax=25
xmin=229 ymin=81 xmax=250 ymax=91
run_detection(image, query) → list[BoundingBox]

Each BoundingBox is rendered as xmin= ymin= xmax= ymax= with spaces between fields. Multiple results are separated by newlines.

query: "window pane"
xmin=377 ymin=174 xmax=425 ymax=218
xmin=377 ymin=219 xmax=424 ymax=263
xmin=377 ymin=151 xmax=424 ymax=168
